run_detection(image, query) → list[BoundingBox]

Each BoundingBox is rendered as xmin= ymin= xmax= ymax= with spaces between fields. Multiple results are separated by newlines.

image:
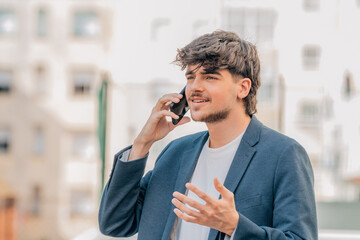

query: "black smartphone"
xmin=170 ymin=86 xmax=189 ymax=125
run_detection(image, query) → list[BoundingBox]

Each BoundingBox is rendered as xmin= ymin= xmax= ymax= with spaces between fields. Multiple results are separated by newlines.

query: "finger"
xmin=214 ymin=177 xmax=233 ymax=200
xmin=173 ymin=192 xmax=205 ymax=212
xmin=173 ymin=208 xmax=197 ymax=223
xmin=171 ymin=198 xmax=200 ymax=217
xmin=154 ymin=93 xmax=183 ymax=111
xmin=161 ymin=98 xmax=180 ymax=111
xmin=153 ymin=110 xmax=179 ymax=121
xmin=185 ymin=183 xmax=217 ymax=205
xmin=174 ymin=116 xmax=191 ymax=127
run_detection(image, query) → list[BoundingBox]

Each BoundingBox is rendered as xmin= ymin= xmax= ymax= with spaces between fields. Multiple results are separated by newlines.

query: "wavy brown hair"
xmin=173 ymin=30 xmax=261 ymax=115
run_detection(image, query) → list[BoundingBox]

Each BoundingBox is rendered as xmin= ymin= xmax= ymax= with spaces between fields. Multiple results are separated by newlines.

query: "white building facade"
xmin=1 ymin=0 xmax=360 ymax=239
xmin=0 ymin=1 xmax=113 ymax=239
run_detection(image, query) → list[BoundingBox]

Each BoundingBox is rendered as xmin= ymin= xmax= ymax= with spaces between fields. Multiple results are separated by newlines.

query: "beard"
xmin=191 ymin=107 xmax=231 ymax=123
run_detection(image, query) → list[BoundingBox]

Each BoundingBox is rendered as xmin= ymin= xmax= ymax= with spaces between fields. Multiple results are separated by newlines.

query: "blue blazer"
xmin=99 ymin=116 xmax=318 ymax=240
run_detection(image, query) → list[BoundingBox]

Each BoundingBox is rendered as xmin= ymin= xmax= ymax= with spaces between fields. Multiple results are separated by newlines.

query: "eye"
xmin=186 ymin=76 xmax=195 ymax=81
xmin=205 ymin=75 xmax=217 ymax=80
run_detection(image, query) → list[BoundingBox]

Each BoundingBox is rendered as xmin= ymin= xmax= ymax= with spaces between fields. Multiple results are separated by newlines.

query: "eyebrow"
xmin=202 ymin=69 xmax=221 ymax=75
xmin=185 ymin=69 xmax=222 ymax=76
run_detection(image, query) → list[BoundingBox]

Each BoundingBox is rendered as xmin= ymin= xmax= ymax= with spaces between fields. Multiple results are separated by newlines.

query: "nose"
xmin=188 ymin=77 xmax=204 ymax=93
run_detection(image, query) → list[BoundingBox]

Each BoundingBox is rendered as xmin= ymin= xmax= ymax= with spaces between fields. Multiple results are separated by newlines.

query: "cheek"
xmin=229 ymin=83 xmax=240 ymax=99
xmin=185 ymin=85 xmax=190 ymax=98
xmin=221 ymin=87 xmax=238 ymax=105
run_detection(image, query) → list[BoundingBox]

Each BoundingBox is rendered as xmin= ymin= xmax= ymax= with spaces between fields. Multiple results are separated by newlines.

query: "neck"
xmin=206 ymin=110 xmax=251 ymax=148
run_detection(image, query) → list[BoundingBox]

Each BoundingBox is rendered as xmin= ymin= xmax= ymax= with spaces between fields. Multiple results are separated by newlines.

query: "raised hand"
xmin=129 ymin=93 xmax=191 ymax=161
xmin=172 ymin=178 xmax=239 ymax=236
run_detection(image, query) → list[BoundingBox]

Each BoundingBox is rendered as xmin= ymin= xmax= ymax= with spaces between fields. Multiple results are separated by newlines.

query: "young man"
xmin=98 ymin=30 xmax=318 ymax=240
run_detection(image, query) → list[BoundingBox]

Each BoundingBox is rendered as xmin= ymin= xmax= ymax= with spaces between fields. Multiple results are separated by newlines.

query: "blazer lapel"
xmin=161 ymin=132 xmax=209 ymax=240
xmin=208 ymin=116 xmax=262 ymax=240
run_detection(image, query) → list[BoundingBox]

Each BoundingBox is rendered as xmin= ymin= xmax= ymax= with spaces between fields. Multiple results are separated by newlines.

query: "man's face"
xmin=185 ymin=64 xmax=240 ymax=123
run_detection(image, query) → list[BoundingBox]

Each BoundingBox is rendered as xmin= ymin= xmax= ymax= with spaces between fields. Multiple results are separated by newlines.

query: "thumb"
xmin=214 ymin=177 xmax=233 ymax=200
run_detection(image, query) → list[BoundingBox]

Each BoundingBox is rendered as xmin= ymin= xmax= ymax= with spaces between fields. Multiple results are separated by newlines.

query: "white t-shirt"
xmin=175 ymin=132 xmax=244 ymax=240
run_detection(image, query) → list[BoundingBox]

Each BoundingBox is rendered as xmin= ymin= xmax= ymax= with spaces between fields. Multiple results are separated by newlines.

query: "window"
xmin=0 ymin=129 xmax=10 ymax=153
xmin=72 ymin=133 xmax=94 ymax=158
xmin=34 ymin=65 xmax=46 ymax=95
xmin=300 ymin=102 xmax=321 ymax=125
xmin=225 ymin=9 xmax=276 ymax=43
xmin=73 ymin=11 xmax=101 ymax=38
xmin=0 ymin=70 xmax=12 ymax=93
xmin=30 ymin=185 xmax=41 ymax=216
xmin=33 ymin=127 xmax=45 ymax=155
xmin=343 ymin=72 xmax=355 ymax=99
xmin=302 ymin=45 xmax=321 ymax=70
xmin=37 ymin=8 xmax=47 ymax=38
xmin=303 ymin=0 xmax=320 ymax=11
xmin=70 ymin=190 xmax=93 ymax=217
xmin=0 ymin=9 xmax=16 ymax=35
xmin=150 ymin=18 xmax=170 ymax=40
xmin=73 ymin=71 xmax=94 ymax=95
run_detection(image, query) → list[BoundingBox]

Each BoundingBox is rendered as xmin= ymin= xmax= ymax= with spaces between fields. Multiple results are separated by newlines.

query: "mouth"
xmin=189 ymin=97 xmax=210 ymax=108
xmin=192 ymin=99 xmax=209 ymax=103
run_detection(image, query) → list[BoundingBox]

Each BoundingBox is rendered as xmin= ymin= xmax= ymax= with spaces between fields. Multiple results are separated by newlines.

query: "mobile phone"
xmin=170 ymin=86 xmax=189 ymax=125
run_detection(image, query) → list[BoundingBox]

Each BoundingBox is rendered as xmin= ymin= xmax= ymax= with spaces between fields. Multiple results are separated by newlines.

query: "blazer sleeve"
xmin=98 ymin=146 xmax=149 ymax=237
xmin=232 ymin=141 xmax=318 ymax=240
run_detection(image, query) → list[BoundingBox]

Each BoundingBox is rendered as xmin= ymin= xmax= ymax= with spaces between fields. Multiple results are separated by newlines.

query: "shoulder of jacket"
xmin=259 ymin=124 xmax=303 ymax=150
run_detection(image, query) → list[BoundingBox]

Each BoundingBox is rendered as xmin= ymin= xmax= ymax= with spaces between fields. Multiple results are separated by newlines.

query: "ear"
xmin=237 ymin=77 xmax=252 ymax=99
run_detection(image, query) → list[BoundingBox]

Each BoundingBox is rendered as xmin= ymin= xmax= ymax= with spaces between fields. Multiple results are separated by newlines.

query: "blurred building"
xmin=0 ymin=1 xmax=113 ymax=239
xmin=273 ymin=0 xmax=360 ymax=201
xmin=1 ymin=0 xmax=360 ymax=240
xmin=0 ymin=179 xmax=16 ymax=240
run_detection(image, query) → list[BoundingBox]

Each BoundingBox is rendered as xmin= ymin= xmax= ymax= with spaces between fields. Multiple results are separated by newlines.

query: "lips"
xmin=189 ymin=96 xmax=210 ymax=102
xmin=192 ymin=99 xmax=208 ymax=103
xmin=189 ymin=97 xmax=210 ymax=109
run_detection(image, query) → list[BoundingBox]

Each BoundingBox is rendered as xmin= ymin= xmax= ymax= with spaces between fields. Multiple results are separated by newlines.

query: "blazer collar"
xmin=223 ymin=115 xmax=261 ymax=193
xmin=241 ymin=115 xmax=262 ymax=148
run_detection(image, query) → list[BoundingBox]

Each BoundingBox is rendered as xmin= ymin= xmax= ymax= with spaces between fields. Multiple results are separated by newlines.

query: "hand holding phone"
xmin=129 ymin=91 xmax=189 ymax=160
xmin=170 ymin=87 xmax=189 ymax=125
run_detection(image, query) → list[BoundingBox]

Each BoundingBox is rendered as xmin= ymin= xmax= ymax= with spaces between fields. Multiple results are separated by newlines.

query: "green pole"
xmin=98 ymin=77 xmax=108 ymax=197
